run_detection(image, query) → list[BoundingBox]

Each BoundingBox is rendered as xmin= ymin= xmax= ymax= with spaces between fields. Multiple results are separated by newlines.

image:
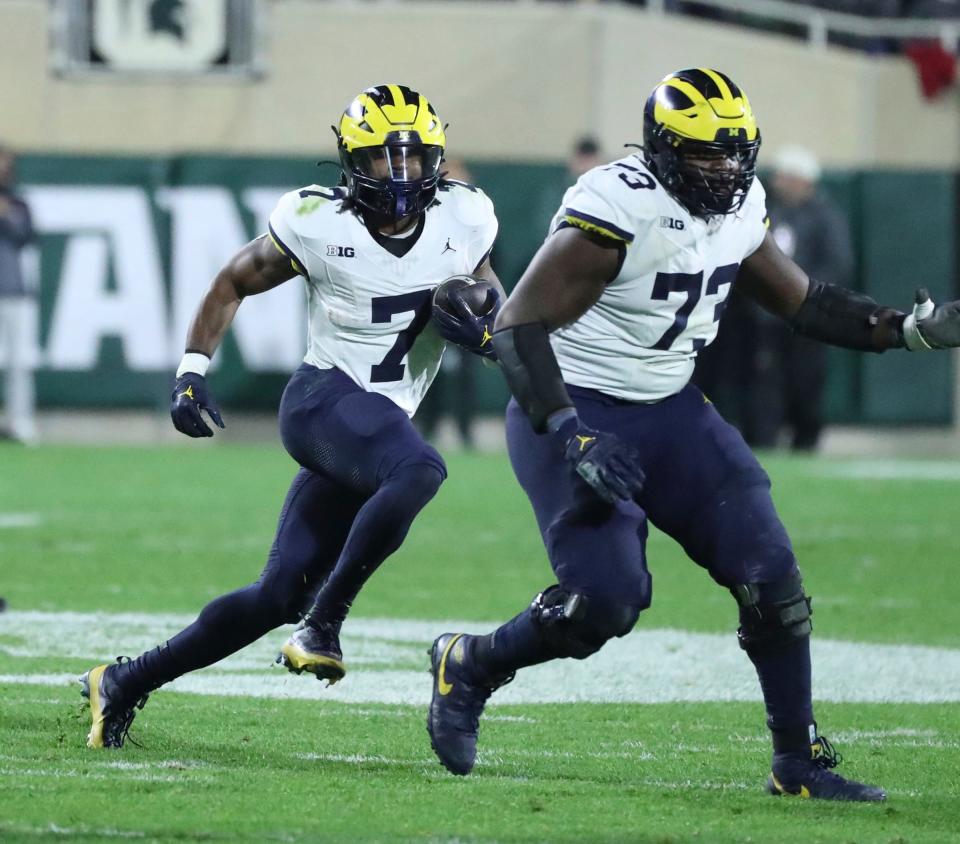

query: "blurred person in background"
xmin=695 ymin=145 xmax=853 ymax=450
xmin=0 ymin=146 xmax=37 ymax=445
xmin=761 ymin=146 xmax=854 ymax=450
xmin=568 ymin=136 xmax=603 ymax=180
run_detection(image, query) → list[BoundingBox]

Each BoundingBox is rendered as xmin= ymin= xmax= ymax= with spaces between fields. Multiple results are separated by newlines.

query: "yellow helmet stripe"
xmin=701 ymin=67 xmax=735 ymax=103
xmin=667 ymin=77 xmax=707 ymax=107
xmin=386 ymin=84 xmax=407 ymax=109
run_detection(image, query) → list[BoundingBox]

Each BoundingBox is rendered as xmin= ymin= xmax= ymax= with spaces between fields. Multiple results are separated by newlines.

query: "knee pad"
xmin=529 ymin=585 xmax=640 ymax=660
xmin=731 ymin=570 xmax=812 ymax=653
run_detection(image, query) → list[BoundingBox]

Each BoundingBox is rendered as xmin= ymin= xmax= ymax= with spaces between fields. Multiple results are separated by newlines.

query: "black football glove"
xmin=902 ymin=287 xmax=960 ymax=351
xmin=552 ymin=413 xmax=645 ymax=504
xmin=170 ymin=373 xmax=225 ymax=438
xmin=431 ymin=286 xmax=501 ymax=360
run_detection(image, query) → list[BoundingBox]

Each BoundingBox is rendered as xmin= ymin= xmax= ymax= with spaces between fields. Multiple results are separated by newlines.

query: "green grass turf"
xmin=1 ymin=443 xmax=959 ymax=843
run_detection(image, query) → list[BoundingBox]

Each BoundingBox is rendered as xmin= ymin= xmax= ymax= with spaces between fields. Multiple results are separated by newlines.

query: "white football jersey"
xmin=549 ymin=154 xmax=768 ymax=402
xmin=268 ymin=181 xmax=498 ymax=416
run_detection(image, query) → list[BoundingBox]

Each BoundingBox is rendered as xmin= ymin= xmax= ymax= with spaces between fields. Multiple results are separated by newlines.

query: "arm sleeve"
xmin=267 ymin=190 xmax=308 ymax=277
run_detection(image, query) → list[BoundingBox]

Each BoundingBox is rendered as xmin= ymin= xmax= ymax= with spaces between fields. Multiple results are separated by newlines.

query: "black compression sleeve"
xmin=790 ymin=280 xmax=904 ymax=352
xmin=493 ymin=322 xmax=573 ymax=433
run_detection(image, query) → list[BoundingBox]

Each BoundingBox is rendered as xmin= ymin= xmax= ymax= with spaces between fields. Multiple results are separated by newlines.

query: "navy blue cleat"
xmin=79 ymin=658 xmax=149 ymax=749
xmin=768 ymin=735 xmax=886 ymax=802
xmin=427 ymin=633 xmax=512 ymax=776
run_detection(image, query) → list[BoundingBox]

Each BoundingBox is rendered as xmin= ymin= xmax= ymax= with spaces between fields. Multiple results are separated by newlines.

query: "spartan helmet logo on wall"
xmin=91 ymin=0 xmax=231 ymax=71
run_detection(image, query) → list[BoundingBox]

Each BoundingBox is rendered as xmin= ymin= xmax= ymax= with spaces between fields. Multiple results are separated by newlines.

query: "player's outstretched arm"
xmin=493 ymin=228 xmax=644 ymax=504
xmin=171 ymin=235 xmax=299 ymax=438
xmin=739 ymin=231 xmax=960 ymax=353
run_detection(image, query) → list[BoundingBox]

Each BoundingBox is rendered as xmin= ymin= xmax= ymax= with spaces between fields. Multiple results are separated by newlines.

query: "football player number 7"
xmin=370 ymin=290 xmax=434 ymax=383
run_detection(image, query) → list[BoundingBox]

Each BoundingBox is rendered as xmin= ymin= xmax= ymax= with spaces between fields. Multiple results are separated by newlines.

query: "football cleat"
xmin=426 ymin=633 xmax=512 ymax=776
xmin=79 ymin=659 xmax=149 ymax=749
xmin=276 ymin=620 xmax=346 ymax=685
xmin=767 ymin=735 xmax=886 ymax=802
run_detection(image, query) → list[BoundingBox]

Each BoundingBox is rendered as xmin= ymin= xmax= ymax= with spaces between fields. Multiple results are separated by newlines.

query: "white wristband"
xmin=902 ymin=297 xmax=936 ymax=352
xmin=176 ymin=352 xmax=211 ymax=378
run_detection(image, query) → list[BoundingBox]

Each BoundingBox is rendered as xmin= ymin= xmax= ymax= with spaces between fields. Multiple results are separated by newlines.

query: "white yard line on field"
xmin=1 ymin=611 xmax=960 ymax=704
xmin=0 ymin=512 xmax=41 ymax=529
xmin=807 ymin=459 xmax=960 ymax=481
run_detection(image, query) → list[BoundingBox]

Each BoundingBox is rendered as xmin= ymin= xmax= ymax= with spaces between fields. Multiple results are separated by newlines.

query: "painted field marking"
xmin=1 ymin=611 xmax=959 ymax=704
xmin=807 ymin=459 xmax=960 ymax=482
xmin=0 ymin=512 xmax=42 ymax=529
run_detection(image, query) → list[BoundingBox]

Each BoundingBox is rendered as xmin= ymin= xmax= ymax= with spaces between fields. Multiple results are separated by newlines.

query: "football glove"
xmin=902 ymin=287 xmax=960 ymax=351
xmin=170 ymin=373 xmax=225 ymax=438
xmin=432 ymin=286 xmax=501 ymax=360
xmin=552 ymin=413 xmax=645 ymax=504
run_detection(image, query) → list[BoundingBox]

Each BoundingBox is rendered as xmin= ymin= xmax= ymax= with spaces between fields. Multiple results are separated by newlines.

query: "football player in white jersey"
xmin=80 ymin=84 xmax=502 ymax=748
xmin=428 ymin=68 xmax=960 ymax=799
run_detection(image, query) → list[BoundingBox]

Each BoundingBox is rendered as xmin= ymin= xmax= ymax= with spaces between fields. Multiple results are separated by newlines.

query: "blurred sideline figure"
xmin=416 ymin=158 xmax=480 ymax=449
xmin=78 ymin=85 xmax=504 ymax=749
xmin=427 ymin=66 xmax=960 ymax=800
xmin=695 ymin=146 xmax=853 ymax=450
xmin=0 ymin=146 xmax=36 ymax=445
xmin=567 ymin=136 xmax=604 ymax=180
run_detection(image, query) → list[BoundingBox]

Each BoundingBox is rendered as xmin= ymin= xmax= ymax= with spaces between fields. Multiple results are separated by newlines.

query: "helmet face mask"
xmin=642 ymin=68 xmax=761 ymax=218
xmin=336 ymin=85 xmax=447 ymax=222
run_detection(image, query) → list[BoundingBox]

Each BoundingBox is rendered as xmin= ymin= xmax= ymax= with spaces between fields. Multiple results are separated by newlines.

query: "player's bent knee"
xmin=389 ymin=449 xmax=447 ymax=500
xmin=730 ymin=570 xmax=812 ymax=653
xmin=530 ymin=585 xmax=640 ymax=660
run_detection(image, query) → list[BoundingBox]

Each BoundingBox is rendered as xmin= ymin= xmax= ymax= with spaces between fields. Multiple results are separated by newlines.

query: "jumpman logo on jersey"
xmin=441 ymin=238 xmax=457 ymax=255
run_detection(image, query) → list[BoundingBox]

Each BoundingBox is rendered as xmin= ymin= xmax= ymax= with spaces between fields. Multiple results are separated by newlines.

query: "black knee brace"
xmin=530 ymin=585 xmax=640 ymax=660
xmin=731 ymin=571 xmax=812 ymax=653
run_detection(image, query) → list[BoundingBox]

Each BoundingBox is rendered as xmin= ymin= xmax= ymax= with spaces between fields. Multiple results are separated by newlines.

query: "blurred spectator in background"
xmin=416 ymin=157 xmax=480 ymax=449
xmin=0 ymin=146 xmax=36 ymax=444
xmin=568 ymin=136 xmax=603 ymax=180
xmin=695 ymin=146 xmax=853 ymax=450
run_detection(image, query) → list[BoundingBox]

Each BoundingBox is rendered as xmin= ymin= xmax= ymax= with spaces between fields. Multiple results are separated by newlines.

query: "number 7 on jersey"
xmin=369 ymin=290 xmax=434 ymax=383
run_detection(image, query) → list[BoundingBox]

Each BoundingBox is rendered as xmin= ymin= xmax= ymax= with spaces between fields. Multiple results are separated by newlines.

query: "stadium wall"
xmin=12 ymin=154 xmax=956 ymax=425
xmin=0 ymin=0 xmax=957 ymax=167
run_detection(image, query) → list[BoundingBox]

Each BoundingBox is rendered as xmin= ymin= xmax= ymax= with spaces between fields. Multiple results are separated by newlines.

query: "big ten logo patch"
xmin=326 ymin=245 xmax=356 ymax=257
xmin=659 ymin=216 xmax=685 ymax=231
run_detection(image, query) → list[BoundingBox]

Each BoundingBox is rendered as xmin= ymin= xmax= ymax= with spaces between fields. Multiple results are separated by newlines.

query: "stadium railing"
xmin=490 ymin=0 xmax=960 ymax=52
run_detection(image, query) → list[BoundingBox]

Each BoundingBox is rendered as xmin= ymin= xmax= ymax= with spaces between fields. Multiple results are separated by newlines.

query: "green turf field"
xmin=1 ymin=444 xmax=959 ymax=843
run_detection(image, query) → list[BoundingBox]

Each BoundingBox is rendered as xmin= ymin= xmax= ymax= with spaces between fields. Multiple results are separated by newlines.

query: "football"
xmin=432 ymin=275 xmax=498 ymax=318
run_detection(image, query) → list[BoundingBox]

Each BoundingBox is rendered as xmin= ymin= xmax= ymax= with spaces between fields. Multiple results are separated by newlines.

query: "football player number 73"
xmin=650 ymin=263 xmax=740 ymax=350
xmin=369 ymin=290 xmax=434 ymax=383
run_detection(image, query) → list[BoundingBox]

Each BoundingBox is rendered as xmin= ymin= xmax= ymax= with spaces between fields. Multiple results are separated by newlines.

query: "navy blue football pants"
xmin=117 ymin=365 xmax=446 ymax=698
xmin=487 ymin=383 xmax=812 ymax=737
xmin=507 ymin=383 xmax=797 ymax=605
